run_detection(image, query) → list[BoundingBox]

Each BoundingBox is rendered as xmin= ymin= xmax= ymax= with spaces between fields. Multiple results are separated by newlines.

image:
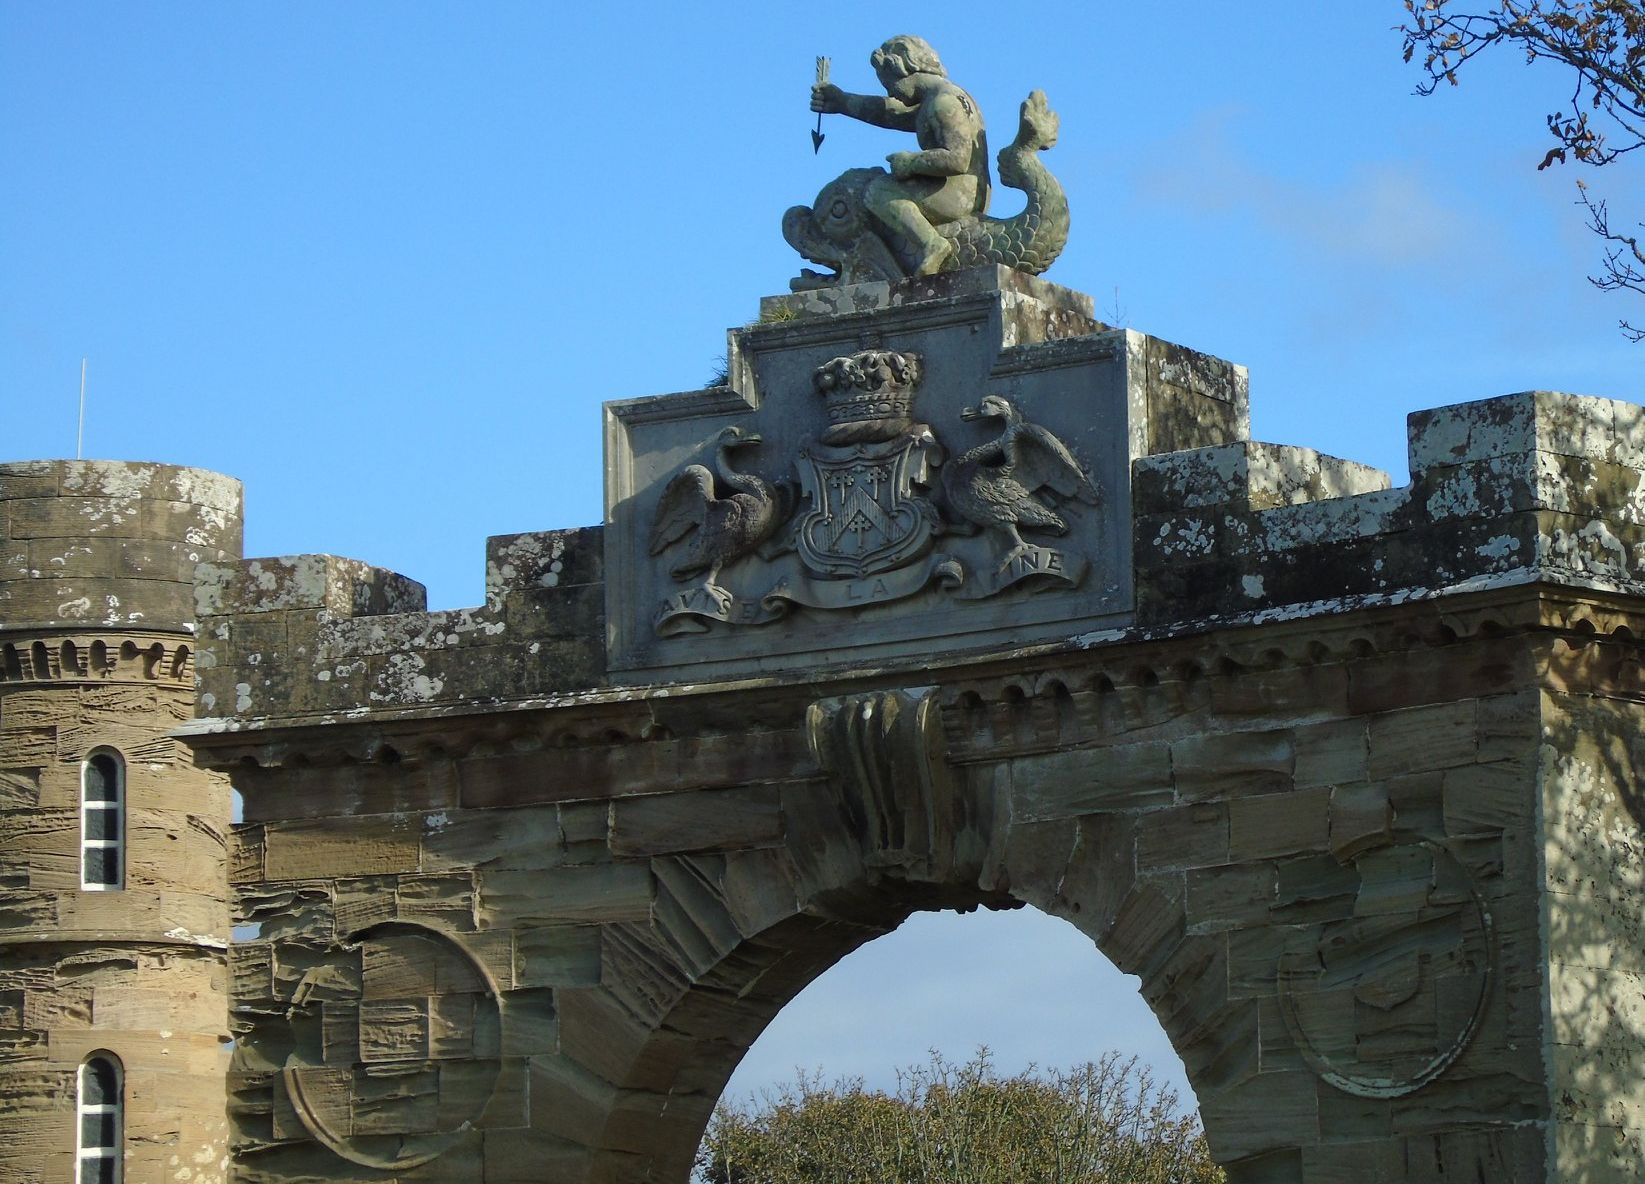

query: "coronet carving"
xmin=814 ymin=348 xmax=923 ymax=444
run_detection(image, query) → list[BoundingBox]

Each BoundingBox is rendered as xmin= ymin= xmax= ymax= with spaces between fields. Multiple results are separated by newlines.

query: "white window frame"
xmin=76 ymin=1053 xmax=123 ymax=1184
xmin=79 ymin=749 xmax=125 ymax=891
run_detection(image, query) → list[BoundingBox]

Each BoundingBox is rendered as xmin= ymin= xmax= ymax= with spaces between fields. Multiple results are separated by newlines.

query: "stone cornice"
xmin=182 ymin=583 xmax=1639 ymax=775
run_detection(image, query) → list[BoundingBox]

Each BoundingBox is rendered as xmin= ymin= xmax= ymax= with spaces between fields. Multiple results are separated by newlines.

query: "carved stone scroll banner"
xmin=657 ymin=553 xmax=964 ymax=636
xmin=654 ymin=544 xmax=1086 ymax=634
xmin=806 ymin=688 xmax=960 ymax=882
xmin=1276 ymin=838 xmax=1493 ymax=1098
xmin=278 ymin=922 xmax=503 ymax=1169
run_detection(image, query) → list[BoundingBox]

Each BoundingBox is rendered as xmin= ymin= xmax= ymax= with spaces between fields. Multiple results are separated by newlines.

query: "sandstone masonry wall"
xmin=0 ymin=461 xmax=242 ymax=1184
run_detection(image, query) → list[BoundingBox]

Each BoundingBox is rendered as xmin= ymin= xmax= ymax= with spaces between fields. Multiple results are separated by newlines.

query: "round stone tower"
xmin=0 ymin=461 xmax=242 ymax=1184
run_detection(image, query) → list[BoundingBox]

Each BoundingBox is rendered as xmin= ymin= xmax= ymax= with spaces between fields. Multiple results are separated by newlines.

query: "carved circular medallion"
xmin=1276 ymin=838 xmax=1493 ymax=1098
xmin=280 ymin=922 xmax=503 ymax=1169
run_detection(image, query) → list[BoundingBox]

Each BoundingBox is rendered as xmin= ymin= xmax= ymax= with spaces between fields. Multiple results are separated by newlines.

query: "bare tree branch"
xmin=1400 ymin=0 xmax=1645 ymax=339
xmin=1578 ymin=182 xmax=1645 ymax=339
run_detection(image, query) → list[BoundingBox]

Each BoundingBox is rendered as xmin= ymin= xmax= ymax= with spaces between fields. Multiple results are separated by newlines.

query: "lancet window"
xmin=80 ymin=750 xmax=124 ymax=890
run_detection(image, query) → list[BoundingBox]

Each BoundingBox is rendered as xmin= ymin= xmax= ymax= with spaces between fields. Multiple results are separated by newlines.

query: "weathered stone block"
xmin=485 ymin=528 xmax=603 ymax=603
xmin=1104 ymin=874 xmax=1187 ymax=979
xmin=1137 ymin=801 xmax=1229 ymax=872
xmin=1009 ymin=741 xmax=1173 ymax=819
xmin=1198 ymin=1069 xmax=1319 ymax=1163
xmin=1552 ymin=1120 xmax=1645 ymax=1182
xmin=514 ymin=926 xmax=602 ymax=989
xmin=1292 ymin=718 xmax=1367 ymax=789
xmin=1133 ymin=442 xmax=1389 ymax=516
xmin=1174 ymin=729 xmax=1295 ymax=800
xmin=1187 ymin=862 xmax=1278 ymax=933
xmin=1407 ymin=390 xmax=1633 ymax=473
xmin=1366 ymin=700 xmax=1477 ymax=780
xmin=1228 ymin=787 xmax=1330 ymax=862
xmin=478 ymin=864 xmax=653 ymax=927
xmin=1145 ymin=335 xmax=1250 ymax=454
xmin=1050 ymin=813 xmax=1138 ymax=938
xmin=196 ymin=554 xmax=424 ymax=621
xmin=1327 ymin=781 xmax=1392 ymax=852
xmin=263 ymin=814 xmax=421 ymax=881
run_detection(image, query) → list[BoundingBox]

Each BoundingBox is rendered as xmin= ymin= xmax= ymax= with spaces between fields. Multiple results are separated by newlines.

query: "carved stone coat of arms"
xmin=646 ymin=348 xmax=1100 ymax=637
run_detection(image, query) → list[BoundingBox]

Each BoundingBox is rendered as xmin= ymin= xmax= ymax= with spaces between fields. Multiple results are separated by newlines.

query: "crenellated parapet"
xmin=191 ymin=276 xmax=1645 ymax=728
xmin=190 ymin=530 xmax=604 ymax=725
xmin=1135 ymin=391 xmax=1645 ymax=623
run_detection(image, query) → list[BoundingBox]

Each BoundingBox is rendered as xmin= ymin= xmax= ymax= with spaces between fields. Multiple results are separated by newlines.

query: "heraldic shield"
xmin=795 ymin=431 xmax=942 ymax=579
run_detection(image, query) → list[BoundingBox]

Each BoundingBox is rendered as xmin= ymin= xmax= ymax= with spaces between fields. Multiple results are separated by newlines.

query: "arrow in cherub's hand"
xmin=812 ymin=56 xmax=830 ymax=153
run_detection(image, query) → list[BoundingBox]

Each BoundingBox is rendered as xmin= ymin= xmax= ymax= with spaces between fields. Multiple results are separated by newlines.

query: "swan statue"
xmin=648 ymin=426 xmax=792 ymax=584
xmin=941 ymin=395 xmax=1098 ymax=551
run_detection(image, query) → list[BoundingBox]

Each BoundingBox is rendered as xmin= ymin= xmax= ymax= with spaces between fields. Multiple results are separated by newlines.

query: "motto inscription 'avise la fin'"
xmin=648 ymin=348 xmax=1099 ymax=636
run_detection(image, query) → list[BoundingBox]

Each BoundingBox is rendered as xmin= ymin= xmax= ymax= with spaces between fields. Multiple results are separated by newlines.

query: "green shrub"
xmin=696 ymin=1049 xmax=1225 ymax=1184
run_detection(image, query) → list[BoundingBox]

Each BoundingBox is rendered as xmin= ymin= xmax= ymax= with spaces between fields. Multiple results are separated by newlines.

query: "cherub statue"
xmin=810 ymin=35 xmax=990 ymax=278
xmin=785 ymin=35 xmax=1070 ymax=291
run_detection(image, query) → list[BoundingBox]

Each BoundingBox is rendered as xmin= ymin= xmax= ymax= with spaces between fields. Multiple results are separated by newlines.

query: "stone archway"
xmin=530 ymin=682 xmax=1521 ymax=1183
xmin=560 ymin=811 xmax=1222 ymax=1184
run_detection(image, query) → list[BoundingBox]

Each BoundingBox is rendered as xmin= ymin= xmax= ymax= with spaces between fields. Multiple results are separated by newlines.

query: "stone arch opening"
xmin=718 ymin=904 xmax=1189 ymax=1106
xmin=207 ymin=635 xmax=1561 ymax=1184
xmin=565 ymin=859 xmax=1226 ymax=1184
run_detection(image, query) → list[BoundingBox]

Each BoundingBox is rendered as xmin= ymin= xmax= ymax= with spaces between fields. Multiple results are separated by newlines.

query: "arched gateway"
xmin=181 ymin=266 xmax=1645 ymax=1182
xmin=173 ymin=42 xmax=1640 ymax=1181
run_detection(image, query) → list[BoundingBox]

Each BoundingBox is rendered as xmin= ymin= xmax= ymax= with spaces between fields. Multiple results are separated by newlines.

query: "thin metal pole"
xmin=77 ymin=358 xmax=86 ymax=459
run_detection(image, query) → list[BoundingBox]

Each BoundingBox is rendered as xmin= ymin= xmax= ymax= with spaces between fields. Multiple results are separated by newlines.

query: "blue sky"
xmin=5 ymin=2 xmax=1641 ymax=1112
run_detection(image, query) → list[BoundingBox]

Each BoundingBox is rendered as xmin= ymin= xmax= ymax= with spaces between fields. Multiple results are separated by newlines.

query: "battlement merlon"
xmin=1135 ymin=391 xmax=1645 ymax=624
xmin=188 ymin=529 xmax=605 ymax=729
